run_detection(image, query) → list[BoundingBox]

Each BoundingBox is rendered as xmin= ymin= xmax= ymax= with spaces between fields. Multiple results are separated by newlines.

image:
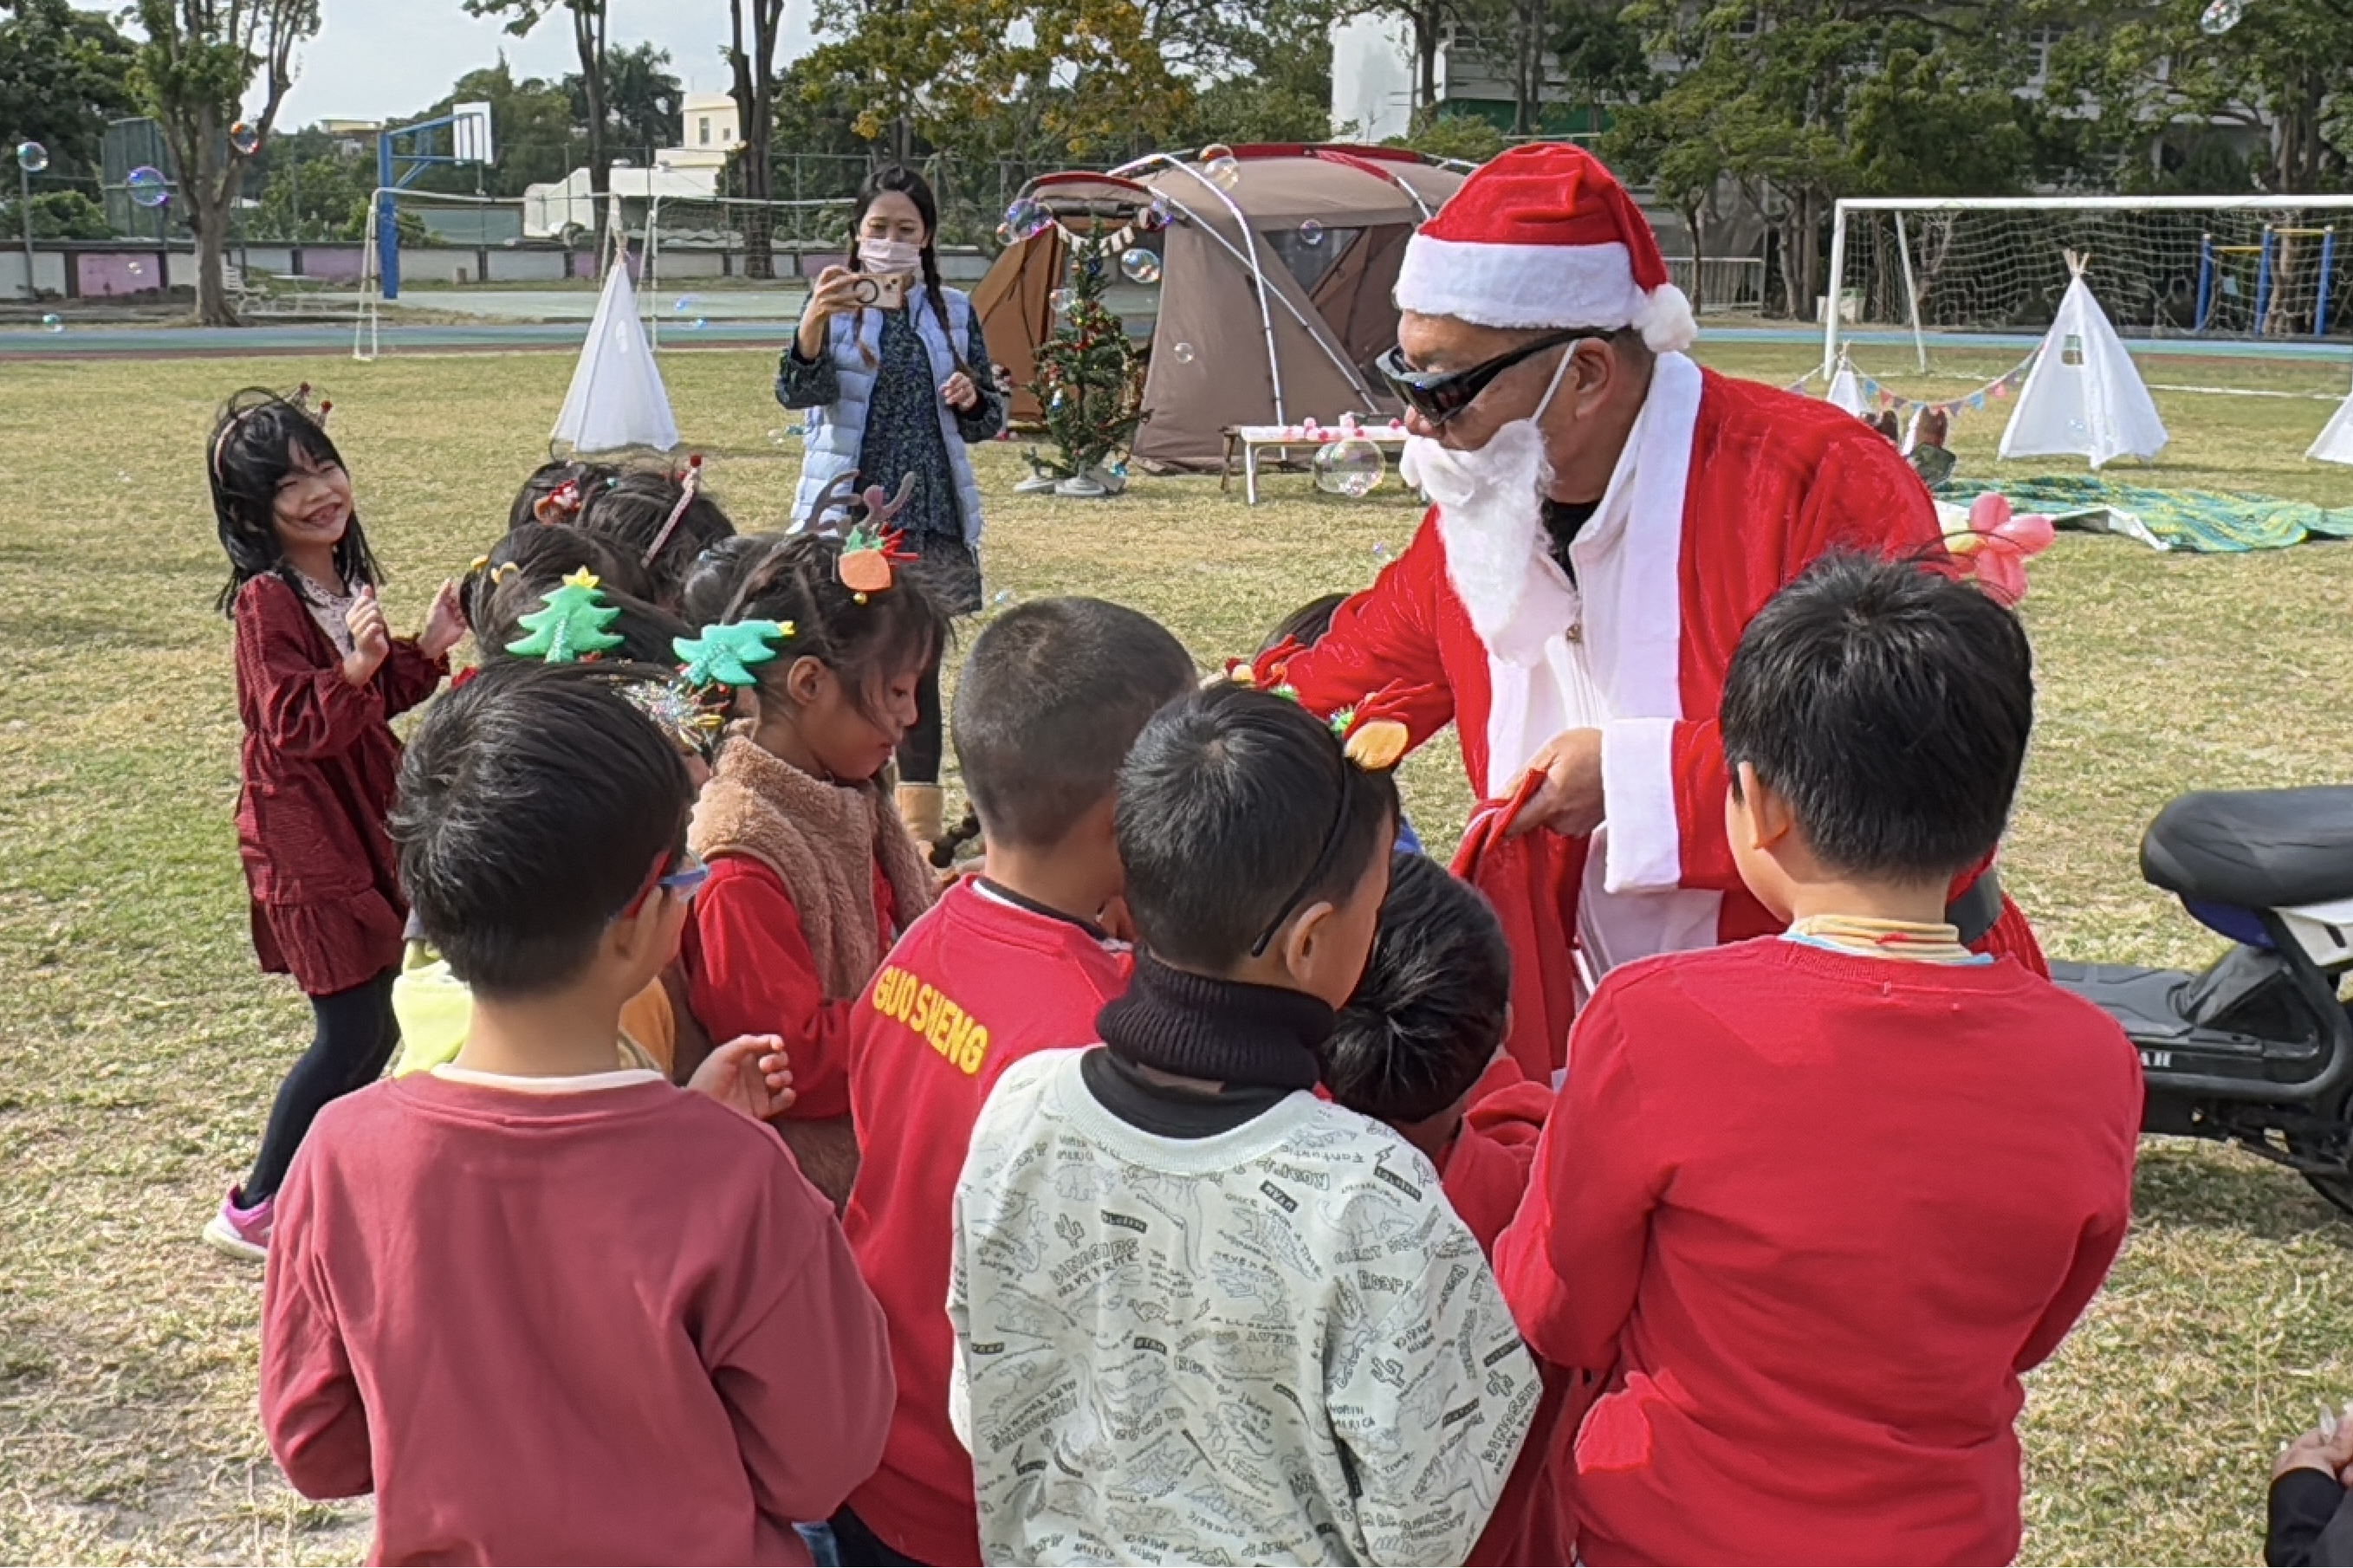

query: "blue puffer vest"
xmin=791 ymin=285 xmax=985 ymax=547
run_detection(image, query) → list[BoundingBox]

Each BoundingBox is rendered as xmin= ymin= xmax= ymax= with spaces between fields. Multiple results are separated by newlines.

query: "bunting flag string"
xmin=1786 ymin=349 xmax=2042 ymax=423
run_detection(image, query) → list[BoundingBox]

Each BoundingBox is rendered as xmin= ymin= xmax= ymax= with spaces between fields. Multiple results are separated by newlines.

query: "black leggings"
xmin=896 ymin=653 xmax=944 ymax=786
xmin=243 ymin=966 xmax=400 ymax=1203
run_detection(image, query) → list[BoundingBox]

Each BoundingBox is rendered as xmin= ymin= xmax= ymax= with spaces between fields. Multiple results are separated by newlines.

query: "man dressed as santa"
xmin=1261 ymin=142 xmax=2044 ymax=1081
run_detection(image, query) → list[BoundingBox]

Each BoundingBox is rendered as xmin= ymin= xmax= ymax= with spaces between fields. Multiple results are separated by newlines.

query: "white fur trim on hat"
xmin=1397 ymin=234 xmax=1699 ymax=350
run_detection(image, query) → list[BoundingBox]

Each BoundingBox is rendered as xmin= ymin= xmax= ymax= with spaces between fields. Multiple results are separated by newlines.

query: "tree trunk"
xmin=194 ymin=210 xmax=236 ymax=326
xmin=1678 ymin=198 xmax=1704 ymax=314
xmin=1413 ymin=7 xmax=1438 ymax=110
xmin=574 ymin=2 xmax=608 ymax=244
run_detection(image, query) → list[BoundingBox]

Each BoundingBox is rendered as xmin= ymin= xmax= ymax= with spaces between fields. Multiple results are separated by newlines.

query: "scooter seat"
xmin=2141 ymin=787 xmax=2353 ymax=910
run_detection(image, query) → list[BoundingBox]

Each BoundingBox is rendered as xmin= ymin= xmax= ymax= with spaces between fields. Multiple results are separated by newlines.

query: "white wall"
xmin=1330 ymin=13 xmax=1419 ymax=142
xmin=0 ymin=250 xmax=70 ymax=301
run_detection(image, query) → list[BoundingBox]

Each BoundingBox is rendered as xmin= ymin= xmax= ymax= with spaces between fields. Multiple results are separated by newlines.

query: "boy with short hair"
xmin=1495 ymin=554 xmax=2140 ymax=1565
xmin=259 ymin=661 xmax=893 ymax=1566
xmin=833 ymin=598 xmax=1196 ymax=1567
xmin=950 ymin=684 xmax=1539 ymax=1566
xmin=1325 ymin=852 xmax=1548 ymax=1252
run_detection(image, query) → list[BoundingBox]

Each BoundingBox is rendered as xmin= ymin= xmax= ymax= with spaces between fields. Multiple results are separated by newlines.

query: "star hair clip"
xmin=505 ymin=568 xmax=624 ymax=663
xmin=672 ymin=619 xmax=795 ymax=690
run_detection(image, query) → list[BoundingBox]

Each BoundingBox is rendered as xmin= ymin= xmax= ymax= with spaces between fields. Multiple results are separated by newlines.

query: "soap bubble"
xmin=767 ymin=427 xmax=790 ymax=446
xmin=992 ymin=589 xmax=1014 ymax=606
xmin=1200 ymin=144 xmax=1241 ymax=189
xmin=126 ymin=260 xmax=143 ymax=275
xmin=1371 ymin=541 xmax=1390 ymax=560
xmin=1313 ymin=437 xmax=1384 ymax=498
xmin=995 ymin=221 xmax=1015 ymax=246
xmin=690 ymin=317 xmax=707 ymax=330
xmin=1298 ymin=219 xmax=1325 ymax=246
xmin=126 ymin=165 xmax=168 ymax=207
xmin=1168 ymin=340 xmax=1196 ymax=364
xmin=674 ymin=296 xmax=692 ymax=312
xmin=1119 ymin=247 xmax=1161 ymax=285
xmin=1002 ymin=197 xmax=1053 ymax=242
xmin=1047 ymin=288 xmax=1073 ymax=314
xmin=2200 ymin=0 xmax=2244 ymax=32
xmin=230 ymin=121 xmax=262 ymax=156
xmin=16 ymin=140 xmax=49 ymax=174
xmin=41 ymin=312 xmax=62 ymax=333
xmin=1143 ymin=192 xmax=1178 ymax=230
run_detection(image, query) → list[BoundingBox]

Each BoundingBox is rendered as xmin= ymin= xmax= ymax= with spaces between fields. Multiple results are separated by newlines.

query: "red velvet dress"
xmin=232 ymin=573 xmax=444 ymax=997
xmin=1274 ymin=367 xmax=2045 ymax=1079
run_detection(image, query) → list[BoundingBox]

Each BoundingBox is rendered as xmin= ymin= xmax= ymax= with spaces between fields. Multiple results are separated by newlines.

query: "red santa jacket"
xmin=1281 ymin=365 xmax=2043 ymax=1078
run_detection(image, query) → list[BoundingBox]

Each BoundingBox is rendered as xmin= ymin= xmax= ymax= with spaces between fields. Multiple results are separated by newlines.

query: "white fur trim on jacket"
xmin=1396 ymin=236 xmax=1698 ymax=352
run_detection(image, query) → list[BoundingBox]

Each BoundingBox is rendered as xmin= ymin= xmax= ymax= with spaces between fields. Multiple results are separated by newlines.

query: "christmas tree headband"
xmin=505 ymin=569 xmax=626 ymax=663
xmin=673 ymin=619 xmax=795 ymax=690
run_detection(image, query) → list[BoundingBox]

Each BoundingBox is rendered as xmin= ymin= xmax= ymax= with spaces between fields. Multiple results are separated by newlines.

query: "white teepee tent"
xmin=2309 ymin=379 xmax=2353 ymax=465
xmin=551 ymin=254 xmax=678 ymax=454
xmin=1998 ymin=252 xmax=2167 ymax=470
xmin=1825 ymin=358 xmax=1869 ymax=418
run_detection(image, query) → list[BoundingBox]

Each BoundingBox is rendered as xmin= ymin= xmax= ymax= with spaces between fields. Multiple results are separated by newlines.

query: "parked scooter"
xmin=2050 ymin=786 xmax=2353 ymax=1215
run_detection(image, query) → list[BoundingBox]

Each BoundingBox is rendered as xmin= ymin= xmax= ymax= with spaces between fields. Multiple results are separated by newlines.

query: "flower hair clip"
xmin=673 ymin=619 xmax=794 ymax=689
xmin=505 ymin=568 xmax=623 ymax=663
xmin=641 ymin=453 xmax=703 ymax=567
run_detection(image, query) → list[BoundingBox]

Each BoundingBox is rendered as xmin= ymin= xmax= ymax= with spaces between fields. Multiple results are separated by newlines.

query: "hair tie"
xmin=467 ymin=554 xmax=491 ymax=573
xmin=641 ymin=454 xmax=703 ymax=567
xmin=673 ymin=619 xmax=794 ymax=689
xmin=532 ymin=477 xmax=585 ymax=527
xmin=505 ymin=568 xmax=624 ymax=663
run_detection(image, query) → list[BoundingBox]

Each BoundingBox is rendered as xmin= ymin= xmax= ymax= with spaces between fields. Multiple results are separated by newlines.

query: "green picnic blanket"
xmin=1934 ymin=475 xmax=2353 ymax=553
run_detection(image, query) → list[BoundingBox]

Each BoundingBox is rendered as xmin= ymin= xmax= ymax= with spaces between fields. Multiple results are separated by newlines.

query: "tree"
xmin=0 ymin=188 xmax=112 ymax=238
xmin=1368 ymin=0 xmax=1471 ymax=113
xmin=568 ymin=40 xmax=677 ymax=166
xmin=465 ymin=0 xmax=608 ymax=221
xmin=1383 ymin=103 xmax=1507 ymax=161
xmin=0 ymin=0 xmax=139 ymax=177
xmin=1027 ymin=233 xmax=1144 ymax=482
xmin=131 ymin=0 xmax=317 ymax=327
xmin=405 ymin=59 xmax=577 ymax=198
xmin=725 ymin=0 xmax=787 ymax=278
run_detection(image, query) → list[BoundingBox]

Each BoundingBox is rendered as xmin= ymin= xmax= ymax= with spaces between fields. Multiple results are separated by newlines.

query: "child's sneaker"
xmin=202 ymin=1187 xmax=273 ymax=1262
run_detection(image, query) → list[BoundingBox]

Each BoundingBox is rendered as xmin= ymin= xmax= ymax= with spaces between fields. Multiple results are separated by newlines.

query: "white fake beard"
xmin=1402 ymin=418 xmax=1554 ymax=652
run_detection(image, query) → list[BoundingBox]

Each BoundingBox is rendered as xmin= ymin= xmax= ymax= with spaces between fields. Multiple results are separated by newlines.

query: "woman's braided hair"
xmin=844 ymin=163 xmax=969 ymax=376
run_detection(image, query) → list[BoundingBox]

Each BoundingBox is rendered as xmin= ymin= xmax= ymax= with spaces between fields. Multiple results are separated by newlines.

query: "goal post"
xmin=1824 ymin=193 xmax=2353 ymax=393
xmin=638 ymin=193 xmax=855 ymax=347
xmin=349 ymin=188 xmax=543 ymax=361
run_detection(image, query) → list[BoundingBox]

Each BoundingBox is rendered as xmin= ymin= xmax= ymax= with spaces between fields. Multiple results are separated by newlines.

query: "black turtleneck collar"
xmin=1543 ymin=496 xmax=1600 ymax=584
xmin=1094 ymin=951 xmax=1332 ymax=1092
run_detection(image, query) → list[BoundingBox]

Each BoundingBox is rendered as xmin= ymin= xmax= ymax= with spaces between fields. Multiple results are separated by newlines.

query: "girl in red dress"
xmin=202 ymin=389 xmax=464 ymax=1261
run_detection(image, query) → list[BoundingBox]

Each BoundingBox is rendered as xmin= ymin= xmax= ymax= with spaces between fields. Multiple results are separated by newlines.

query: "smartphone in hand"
xmin=853 ymin=272 xmax=909 ymax=309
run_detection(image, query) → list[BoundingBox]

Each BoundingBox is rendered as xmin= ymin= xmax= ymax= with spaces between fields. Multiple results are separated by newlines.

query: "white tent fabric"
xmin=552 ymin=259 xmax=678 ymax=454
xmin=1998 ymin=262 xmax=2167 ymax=470
xmin=1825 ymin=360 xmax=1869 ymax=418
xmin=2309 ymin=383 xmax=2353 ymax=465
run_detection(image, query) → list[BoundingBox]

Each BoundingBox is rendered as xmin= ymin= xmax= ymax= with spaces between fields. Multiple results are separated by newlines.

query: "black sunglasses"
xmin=1375 ymin=327 xmax=1600 ymax=424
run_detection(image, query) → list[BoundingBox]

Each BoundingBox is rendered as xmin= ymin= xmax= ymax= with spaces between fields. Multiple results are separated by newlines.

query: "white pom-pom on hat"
xmin=1633 ymin=281 xmax=1696 ymax=353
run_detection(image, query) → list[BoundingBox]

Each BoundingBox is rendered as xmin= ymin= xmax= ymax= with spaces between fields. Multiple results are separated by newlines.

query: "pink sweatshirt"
xmin=260 ymin=1069 xmax=894 ymax=1565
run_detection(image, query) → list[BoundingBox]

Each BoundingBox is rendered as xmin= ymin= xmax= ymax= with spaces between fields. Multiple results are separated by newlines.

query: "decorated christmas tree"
xmin=1026 ymin=231 xmax=1146 ymax=493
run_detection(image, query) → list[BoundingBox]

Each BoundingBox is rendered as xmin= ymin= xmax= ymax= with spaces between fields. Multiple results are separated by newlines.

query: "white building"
xmin=522 ymin=91 xmax=743 ymax=237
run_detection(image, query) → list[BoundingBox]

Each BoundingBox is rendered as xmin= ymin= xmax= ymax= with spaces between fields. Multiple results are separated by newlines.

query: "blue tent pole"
xmin=376 ymin=131 xmax=399 ymax=301
xmin=2194 ymin=233 xmax=2213 ymax=333
xmin=2253 ymin=225 xmax=2273 ymax=334
xmin=2317 ymin=229 xmax=2337 ymax=338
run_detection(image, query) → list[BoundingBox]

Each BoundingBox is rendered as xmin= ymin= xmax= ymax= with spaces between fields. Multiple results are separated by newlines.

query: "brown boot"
xmin=896 ymin=782 xmax=945 ymax=850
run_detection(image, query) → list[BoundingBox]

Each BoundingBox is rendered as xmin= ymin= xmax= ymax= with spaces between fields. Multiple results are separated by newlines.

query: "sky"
xmin=249 ymin=0 xmax=820 ymax=128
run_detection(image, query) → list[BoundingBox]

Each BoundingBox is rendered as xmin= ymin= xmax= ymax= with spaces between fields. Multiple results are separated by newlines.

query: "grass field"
xmin=2 ymin=338 xmax=2350 ymax=1564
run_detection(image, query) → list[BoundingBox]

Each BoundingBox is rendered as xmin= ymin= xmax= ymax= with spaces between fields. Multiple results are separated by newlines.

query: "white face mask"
xmin=1398 ymin=346 xmax=1578 ymax=652
xmin=858 ymin=237 xmax=923 ymax=276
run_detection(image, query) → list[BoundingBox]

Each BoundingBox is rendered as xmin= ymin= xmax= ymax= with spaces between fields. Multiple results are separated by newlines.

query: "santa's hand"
xmin=1506 ymin=728 xmax=1604 ymax=839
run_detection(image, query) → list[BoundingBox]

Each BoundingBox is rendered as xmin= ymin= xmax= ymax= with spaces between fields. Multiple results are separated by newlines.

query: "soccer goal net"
xmin=1824 ymin=195 xmax=2353 ymax=396
xmin=350 ymin=189 xmax=542 ymax=361
xmin=638 ymin=193 xmax=855 ymax=347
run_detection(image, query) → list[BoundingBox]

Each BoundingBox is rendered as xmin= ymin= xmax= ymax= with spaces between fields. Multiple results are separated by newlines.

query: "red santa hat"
xmin=1394 ymin=143 xmax=1696 ymax=353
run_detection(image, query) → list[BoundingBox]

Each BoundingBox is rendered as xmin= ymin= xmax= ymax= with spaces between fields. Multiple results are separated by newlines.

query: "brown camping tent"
xmin=970 ymin=145 xmax=1466 ymax=473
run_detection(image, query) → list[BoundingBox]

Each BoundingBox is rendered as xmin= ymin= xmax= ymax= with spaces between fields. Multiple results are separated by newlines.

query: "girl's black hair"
xmin=727 ymin=533 xmax=950 ymax=724
xmin=1259 ymin=593 xmax=1350 ymax=659
xmin=577 ymin=466 xmax=736 ymax=606
xmin=509 ymin=457 xmax=619 ymax=531
xmin=677 ymin=533 xmax=784 ymax=632
xmin=846 ymin=163 xmax=969 ymax=376
xmin=209 ymin=388 xmax=383 ymax=616
xmin=459 ymin=524 xmax=647 ymax=635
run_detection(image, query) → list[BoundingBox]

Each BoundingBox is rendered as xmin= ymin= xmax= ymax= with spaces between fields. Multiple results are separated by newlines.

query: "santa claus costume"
xmin=1265 ymin=145 xmax=2044 ymax=1083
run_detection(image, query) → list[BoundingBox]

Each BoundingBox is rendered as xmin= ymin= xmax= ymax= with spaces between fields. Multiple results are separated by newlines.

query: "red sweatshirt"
xmin=1494 ymin=938 xmax=2141 ymax=1566
xmin=1437 ymin=1055 xmax=1553 ymax=1252
xmin=840 ymin=878 xmax=1131 ymax=1565
xmin=684 ymin=855 xmax=898 ymax=1120
xmin=260 ymin=1070 xmax=895 ymax=1565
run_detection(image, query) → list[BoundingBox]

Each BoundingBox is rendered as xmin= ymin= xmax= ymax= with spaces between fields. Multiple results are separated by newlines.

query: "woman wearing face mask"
xmin=778 ymin=163 xmax=1003 ymax=852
